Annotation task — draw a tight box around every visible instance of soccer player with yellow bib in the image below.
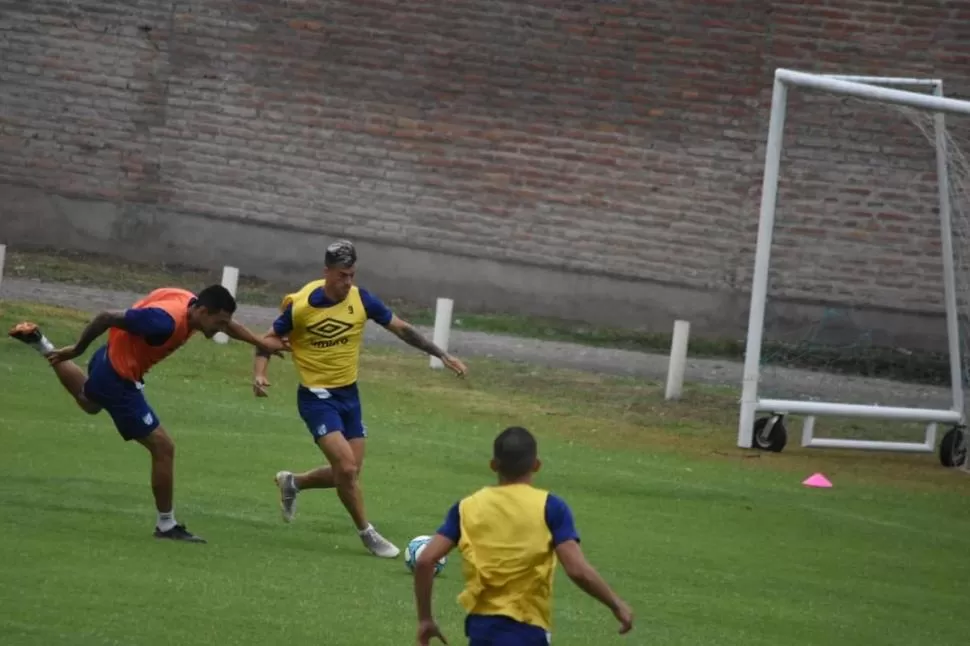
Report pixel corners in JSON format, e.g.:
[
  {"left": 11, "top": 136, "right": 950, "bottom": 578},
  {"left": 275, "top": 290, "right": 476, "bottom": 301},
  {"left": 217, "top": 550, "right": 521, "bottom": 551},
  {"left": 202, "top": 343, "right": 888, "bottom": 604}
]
[
  {"left": 253, "top": 240, "right": 468, "bottom": 558},
  {"left": 413, "top": 426, "right": 634, "bottom": 645}
]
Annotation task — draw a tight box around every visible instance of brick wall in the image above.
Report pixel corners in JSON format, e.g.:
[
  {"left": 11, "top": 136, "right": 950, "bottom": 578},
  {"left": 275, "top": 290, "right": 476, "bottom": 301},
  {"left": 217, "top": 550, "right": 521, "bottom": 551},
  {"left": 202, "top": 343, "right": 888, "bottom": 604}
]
[{"left": 2, "top": 0, "right": 969, "bottom": 319}]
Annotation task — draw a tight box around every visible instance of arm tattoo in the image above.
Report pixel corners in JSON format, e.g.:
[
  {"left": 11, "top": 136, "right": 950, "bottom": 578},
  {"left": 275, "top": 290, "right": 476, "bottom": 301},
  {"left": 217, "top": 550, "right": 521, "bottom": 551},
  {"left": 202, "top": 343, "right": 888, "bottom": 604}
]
[{"left": 395, "top": 323, "right": 445, "bottom": 358}]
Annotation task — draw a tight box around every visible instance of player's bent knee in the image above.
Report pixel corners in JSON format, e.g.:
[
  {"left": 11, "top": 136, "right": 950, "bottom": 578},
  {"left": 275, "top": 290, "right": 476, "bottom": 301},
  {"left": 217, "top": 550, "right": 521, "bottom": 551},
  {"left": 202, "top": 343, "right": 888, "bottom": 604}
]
[
  {"left": 157, "top": 435, "right": 175, "bottom": 460},
  {"left": 75, "top": 394, "right": 101, "bottom": 415},
  {"left": 334, "top": 460, "right": 359, "bottom": 484},
  {"left": 317, "top": 430, "right": 357, "bottom": 476},
  {"left": 138, "top": 427, "right": 175, "bottom": 460},
  {"left": 79, "top": 401, "right": 101, "bottom": 415}
]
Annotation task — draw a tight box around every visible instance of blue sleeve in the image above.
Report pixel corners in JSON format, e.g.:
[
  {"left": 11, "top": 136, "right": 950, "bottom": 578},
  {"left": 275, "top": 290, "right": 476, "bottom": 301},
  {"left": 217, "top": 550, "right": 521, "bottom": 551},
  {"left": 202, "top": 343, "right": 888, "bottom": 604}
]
[
  {"left": 359, "top": 288, "right": 393, "bottom": 326},
  {"left": 123, "top": 307, "right": 176, "bottom": 347},
  {"left": 273, "top": 303, "right": 294, "bottom": 336},
  {"left": 545, "top": 494, "right": 580, "bottom": 546},
  {"left": 436, "top": 502, "right": 461, "bottom": 542}
]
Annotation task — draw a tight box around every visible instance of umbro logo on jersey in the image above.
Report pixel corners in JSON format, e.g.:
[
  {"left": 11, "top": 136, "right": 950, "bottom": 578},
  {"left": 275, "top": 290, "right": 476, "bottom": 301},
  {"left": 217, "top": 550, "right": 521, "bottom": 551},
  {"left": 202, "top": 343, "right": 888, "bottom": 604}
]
[{"left": 307, "top": 318, "right": 354, "bottom": 340}]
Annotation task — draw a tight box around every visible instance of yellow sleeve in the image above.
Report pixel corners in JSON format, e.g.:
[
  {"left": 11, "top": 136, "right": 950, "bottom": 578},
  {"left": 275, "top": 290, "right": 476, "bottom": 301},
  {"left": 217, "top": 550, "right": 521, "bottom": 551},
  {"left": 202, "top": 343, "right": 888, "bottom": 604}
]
[{"left": 280, "top": 294, "right": 295, "bottom": 314}]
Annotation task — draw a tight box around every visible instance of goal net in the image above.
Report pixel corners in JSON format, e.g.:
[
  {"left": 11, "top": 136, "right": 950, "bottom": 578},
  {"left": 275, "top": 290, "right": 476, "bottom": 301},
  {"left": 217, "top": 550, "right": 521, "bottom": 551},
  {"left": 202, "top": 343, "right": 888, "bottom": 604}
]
[{"left": 738, "top": 69, "right": 970, "bottom": 472}]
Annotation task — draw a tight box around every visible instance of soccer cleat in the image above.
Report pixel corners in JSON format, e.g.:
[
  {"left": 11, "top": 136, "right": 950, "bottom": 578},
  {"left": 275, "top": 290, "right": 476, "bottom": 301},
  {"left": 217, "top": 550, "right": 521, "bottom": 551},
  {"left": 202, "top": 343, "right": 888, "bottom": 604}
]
[
  {"left": 275, "top": 470, "right": 298, "bottom": 523},
  {"left": 361, "top": 526, "right": 400, "bottom": 559},
  {"left": 153, "top": 523, "right": 207, "bottom": 543},
  {"left": 8, "top": 321, "right": 53, "bottom": 356},
  {"left": 8, "top": 321, "right": 42, "bottom": 345}
]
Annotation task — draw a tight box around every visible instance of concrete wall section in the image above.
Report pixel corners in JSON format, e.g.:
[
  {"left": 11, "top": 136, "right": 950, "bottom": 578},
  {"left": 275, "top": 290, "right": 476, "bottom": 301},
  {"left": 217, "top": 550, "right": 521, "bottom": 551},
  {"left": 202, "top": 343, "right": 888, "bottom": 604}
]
[{"left": 0, "top": 184, "right": 949, "bottom": 352}]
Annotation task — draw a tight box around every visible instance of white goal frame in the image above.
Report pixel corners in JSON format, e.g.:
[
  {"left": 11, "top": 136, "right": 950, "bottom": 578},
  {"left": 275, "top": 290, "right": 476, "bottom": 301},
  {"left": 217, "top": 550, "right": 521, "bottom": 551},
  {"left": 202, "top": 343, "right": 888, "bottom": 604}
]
[{"left": 738, "top": 68, "right": 970, "bottom": 453}]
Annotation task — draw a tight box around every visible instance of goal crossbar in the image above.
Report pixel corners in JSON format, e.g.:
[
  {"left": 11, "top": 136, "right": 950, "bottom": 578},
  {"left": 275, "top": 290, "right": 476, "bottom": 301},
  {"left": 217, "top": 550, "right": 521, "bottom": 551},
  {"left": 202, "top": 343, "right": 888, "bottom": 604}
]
[
  {"left": 738, "top": 68, "right": 969, "bottom": 454},
  {"left": 820, "top": 74, "right": 942, "bottom": 88},
  {"left": 777, "top": 69, "right": 970, "bottom": 115}
]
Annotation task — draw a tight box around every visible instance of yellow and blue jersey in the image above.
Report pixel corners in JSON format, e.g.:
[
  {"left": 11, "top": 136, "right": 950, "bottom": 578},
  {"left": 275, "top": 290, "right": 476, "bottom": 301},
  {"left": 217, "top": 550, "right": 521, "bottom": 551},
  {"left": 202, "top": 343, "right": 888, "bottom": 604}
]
[
  {"left": 436, "top": 484, "right": 580, "bottom": 644},
  {"left": 273, "top": 281, "right": 393, "bottom": 389},
  {"left": 273, "top": 280, "right": 393, "bottom": 441}
]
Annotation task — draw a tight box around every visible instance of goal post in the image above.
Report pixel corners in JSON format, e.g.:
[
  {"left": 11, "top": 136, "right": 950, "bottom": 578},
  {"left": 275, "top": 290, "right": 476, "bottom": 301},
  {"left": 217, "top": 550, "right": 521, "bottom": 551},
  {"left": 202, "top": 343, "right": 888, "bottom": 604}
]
[{"left": 737, "top": 68, "right": 970, "bottom": 459}]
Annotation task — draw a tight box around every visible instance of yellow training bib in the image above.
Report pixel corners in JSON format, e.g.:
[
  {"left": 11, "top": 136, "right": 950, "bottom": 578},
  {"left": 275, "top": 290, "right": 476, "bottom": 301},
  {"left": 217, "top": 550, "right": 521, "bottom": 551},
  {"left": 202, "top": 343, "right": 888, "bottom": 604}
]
[
  {"left": 283, "top": 280, "right": 367, "bottom": 389},
  {"left": 457, "top": 484, "right": 557, "bottom": 632}
]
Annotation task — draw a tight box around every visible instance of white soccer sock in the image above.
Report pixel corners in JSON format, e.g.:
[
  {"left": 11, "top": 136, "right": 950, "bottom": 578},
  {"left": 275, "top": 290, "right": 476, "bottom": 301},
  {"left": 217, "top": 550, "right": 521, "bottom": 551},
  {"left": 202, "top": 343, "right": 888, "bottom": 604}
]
[
  {"left": 157, "top": 510, "right": 177, "bottom": 532},
  {"left": 33, "top": 335, "right": 55, "bottom": 356}
]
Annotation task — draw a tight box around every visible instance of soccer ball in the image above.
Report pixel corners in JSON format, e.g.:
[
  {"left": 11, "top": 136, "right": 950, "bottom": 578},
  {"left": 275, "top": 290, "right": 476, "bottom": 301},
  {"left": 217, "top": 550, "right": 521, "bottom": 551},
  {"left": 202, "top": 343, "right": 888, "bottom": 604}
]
[{"left": 405, "top": 535, "right": 447, "bottom": 576}]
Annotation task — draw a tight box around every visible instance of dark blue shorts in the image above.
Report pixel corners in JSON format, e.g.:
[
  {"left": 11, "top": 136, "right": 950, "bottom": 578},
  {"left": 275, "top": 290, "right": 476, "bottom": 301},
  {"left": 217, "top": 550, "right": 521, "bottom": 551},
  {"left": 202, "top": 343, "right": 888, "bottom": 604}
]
[
  {"left": 83, "top": 345, "right": 160, "bottom": 441},
  {"left": 466, "top": 615, "right": 550, "bottom": 646},
  {"left": 297, "top": 384, "right": 366, "bottom": 442}
]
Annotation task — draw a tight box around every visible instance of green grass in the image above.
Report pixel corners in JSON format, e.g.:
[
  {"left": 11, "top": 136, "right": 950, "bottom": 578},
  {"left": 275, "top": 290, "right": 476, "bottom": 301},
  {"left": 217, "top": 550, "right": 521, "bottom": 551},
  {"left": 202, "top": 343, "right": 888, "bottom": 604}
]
[{"left": 0, "top": 300, "right": 969, "bottom": 646}]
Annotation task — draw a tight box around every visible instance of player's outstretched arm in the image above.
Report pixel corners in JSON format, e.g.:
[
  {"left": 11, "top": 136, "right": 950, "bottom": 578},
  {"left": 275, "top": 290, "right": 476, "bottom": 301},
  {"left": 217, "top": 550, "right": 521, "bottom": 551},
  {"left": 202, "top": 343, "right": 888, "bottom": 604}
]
[
  {"left": 383, "top": 315, "right": 467, "bottom": 377},
  {"left": 226, "top": 320, "right": 288, "bottom": 355},
  {"left": 252, "top": 328, "right": 283, "bottom": 398},
  {"left": 47, "top": 310, "right": 128, "bottom": 365},
  {"left": 555, "top": 540, "right": 634, "bottom": 634},
  {"left": 414, "top": 533, "right": 455, "bottom": 645},
  {"left": 252, "top": 299, "right": 295, "bottom": 397}
]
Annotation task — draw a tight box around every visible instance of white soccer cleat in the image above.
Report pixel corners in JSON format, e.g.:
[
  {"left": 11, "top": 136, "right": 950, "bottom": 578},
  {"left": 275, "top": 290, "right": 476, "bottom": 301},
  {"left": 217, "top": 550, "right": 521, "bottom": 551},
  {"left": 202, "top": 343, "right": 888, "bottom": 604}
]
[
  {"left": 360, "top": 526, "right": 400, "bottom": 558},
  {"left": 274, "top": 471, "right": 298, "bottom": 523}
]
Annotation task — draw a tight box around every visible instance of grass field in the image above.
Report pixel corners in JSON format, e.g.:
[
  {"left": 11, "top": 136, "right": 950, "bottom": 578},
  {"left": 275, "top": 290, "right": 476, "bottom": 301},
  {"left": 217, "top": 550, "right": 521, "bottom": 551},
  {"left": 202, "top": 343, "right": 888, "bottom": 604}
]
[{"left": 1, "top": 300, "right": 969, "bottom": 646}]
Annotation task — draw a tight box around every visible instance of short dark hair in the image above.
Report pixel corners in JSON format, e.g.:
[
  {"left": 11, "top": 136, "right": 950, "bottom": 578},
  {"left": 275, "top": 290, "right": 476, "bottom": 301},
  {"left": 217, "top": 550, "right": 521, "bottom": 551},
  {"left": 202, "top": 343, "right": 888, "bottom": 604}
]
[
  {"left": 194, "top": 284, "right": 237, "bottom": 314},
  {"left": 325, "top": 239, "right": 357, "bottom": 269},
  {"left": 493, "top": 426, "right": 537, "bottom": 478}
]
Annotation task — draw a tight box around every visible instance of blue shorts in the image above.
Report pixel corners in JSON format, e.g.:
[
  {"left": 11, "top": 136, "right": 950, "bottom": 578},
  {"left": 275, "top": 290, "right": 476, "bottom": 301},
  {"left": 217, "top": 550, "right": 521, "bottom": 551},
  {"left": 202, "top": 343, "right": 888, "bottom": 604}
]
[
  {"left": 83, "top": 345, "right": 160, "bottom": 441},
  {"left": 297, "top": 384, "right": 366, "bottom": 442},
  {"left": 466, "top": 616, "right": 550, "bottom": 646}
]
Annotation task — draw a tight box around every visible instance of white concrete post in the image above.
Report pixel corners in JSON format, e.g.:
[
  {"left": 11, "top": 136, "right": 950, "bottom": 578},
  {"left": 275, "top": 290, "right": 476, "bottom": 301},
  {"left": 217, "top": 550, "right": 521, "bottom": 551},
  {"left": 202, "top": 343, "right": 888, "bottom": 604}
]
[
  {"left": 429, "top": 297, "right": 454, "bottom": 369},
  {"left": 213, "top": 265, "right": 239, "bottom": 345},
  {"left": 664, "top": 320, "right": 691, "bottom": 400},
  {"left": 0, "top": 244, "right": 6, "bottom": 295}
]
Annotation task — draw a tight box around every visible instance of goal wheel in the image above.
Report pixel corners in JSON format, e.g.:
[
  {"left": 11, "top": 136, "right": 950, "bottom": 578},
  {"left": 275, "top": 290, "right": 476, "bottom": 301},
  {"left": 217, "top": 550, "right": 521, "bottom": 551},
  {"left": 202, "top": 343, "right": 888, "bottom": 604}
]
[
  {"left": 753, "top": 415, "right": 788, "bottom": 453},
  {"left": 939, "top": 426, "right": 967, "bottom": 468}
]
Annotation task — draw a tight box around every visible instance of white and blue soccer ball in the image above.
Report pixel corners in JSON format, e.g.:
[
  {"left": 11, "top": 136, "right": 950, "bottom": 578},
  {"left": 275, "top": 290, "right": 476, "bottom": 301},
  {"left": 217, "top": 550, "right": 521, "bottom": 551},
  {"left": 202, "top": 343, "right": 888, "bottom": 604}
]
[{"left": 405, "top": 535, "right": 447, "bottom": 576}]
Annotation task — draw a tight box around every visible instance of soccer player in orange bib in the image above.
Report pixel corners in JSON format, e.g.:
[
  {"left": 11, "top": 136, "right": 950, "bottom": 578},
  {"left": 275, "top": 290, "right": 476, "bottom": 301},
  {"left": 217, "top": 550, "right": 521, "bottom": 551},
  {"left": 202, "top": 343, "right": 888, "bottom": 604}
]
[
  {"left": 9, "top": 285, "right": 285, "bottom": 543},
  {"left": 413, "top": 426, "right": 634, "bottom": 646}
]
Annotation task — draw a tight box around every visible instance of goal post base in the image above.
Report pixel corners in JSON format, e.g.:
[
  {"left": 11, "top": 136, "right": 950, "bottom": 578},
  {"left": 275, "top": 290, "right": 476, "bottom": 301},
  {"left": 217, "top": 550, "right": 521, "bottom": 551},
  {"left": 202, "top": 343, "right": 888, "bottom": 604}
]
[
  {"left": 754, "top": 400, "right": 949, "bottom": 454},
  {"left": 756, "top": 399, "right": 961, "bottom": 424},
  {"left": 802, "top": 437, "right": 936, "bottom": 454}
]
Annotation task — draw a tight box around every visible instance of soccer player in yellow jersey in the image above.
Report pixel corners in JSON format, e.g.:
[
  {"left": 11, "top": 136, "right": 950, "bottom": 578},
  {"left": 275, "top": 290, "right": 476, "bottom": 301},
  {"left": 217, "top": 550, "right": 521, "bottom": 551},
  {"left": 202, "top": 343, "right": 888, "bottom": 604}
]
[
  {"left": 253, "top": 240, "right": 468, "bottom": 558},
  {"left": 414, "top": 426, "right": 634, "bottom": 645}
]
